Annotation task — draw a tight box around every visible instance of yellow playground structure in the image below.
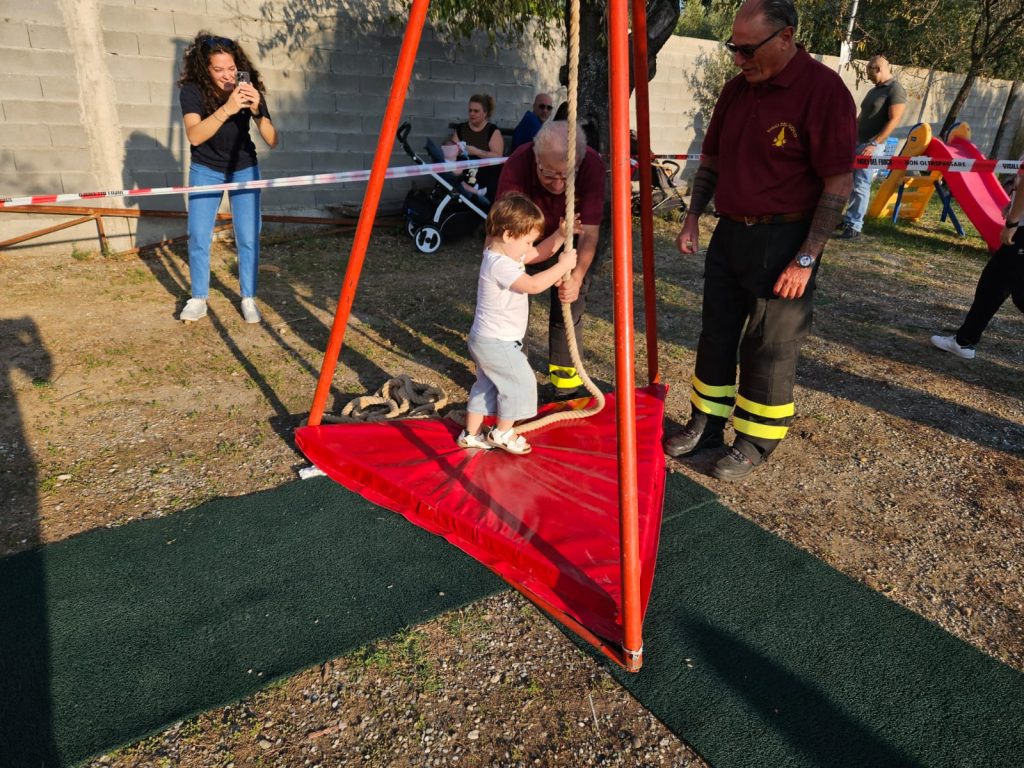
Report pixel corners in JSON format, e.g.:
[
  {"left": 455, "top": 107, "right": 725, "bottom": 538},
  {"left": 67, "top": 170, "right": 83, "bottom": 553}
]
[
  {"left": 866, "top": 122, "right": 970, "bottom": 221},
  {"left": 866, "top": 122, "right": 1009, "bottom": 250}
]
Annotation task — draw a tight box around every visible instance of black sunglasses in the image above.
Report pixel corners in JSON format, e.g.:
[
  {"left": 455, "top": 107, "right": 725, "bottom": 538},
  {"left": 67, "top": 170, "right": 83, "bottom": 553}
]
[
  {"left": 724, "top": 26, "right": 786, "bottom": 59},
  {"left": 537, "top": 104, "right": 553, "bottom": 111},
  {"left": 202, "top": 36, "right": 234, "bottom": 48}
]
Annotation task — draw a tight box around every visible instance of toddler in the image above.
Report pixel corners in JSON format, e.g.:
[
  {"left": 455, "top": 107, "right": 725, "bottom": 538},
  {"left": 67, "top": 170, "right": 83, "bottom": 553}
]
[{"left": 458, "top": 193, "right": 577, "bottom": 455}]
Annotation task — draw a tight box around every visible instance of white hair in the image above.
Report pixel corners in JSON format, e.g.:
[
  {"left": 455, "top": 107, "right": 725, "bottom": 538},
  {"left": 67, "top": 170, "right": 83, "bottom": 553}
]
[{"left": 532, "top": 120, "right": 587, "bottom": 163}]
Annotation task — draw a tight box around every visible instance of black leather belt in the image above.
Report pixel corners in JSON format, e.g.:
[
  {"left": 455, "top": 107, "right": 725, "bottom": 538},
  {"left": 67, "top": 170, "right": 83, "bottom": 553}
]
[{"left": 720, "top": 211, "right": 813, "bottom": 226}]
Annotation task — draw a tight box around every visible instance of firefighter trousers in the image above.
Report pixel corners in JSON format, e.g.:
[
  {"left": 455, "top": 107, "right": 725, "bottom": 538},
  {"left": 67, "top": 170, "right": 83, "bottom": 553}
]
[{"left": 690, "top": 217, "right": 817, "bottom": 457}]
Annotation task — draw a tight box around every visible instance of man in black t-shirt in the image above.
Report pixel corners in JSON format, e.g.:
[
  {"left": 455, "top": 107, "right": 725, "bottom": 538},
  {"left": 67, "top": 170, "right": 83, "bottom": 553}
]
[{"left": 836, "top": 54, "right": 906, "bottom": 240}]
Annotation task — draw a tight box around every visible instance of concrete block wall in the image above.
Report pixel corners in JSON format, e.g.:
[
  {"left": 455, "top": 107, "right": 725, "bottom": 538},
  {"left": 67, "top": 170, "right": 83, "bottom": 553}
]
[
  {"left": 0, "top": 11, "right": 1020, "bottom": 253},
  {"left": 0, "top": 0, "right": 562, "bottom": 252}
]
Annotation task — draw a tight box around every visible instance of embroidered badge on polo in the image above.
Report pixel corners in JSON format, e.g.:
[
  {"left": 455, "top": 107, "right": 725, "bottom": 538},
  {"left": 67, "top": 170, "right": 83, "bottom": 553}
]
[{"left": 768, "top": 121, "right": 798, "bottom": 148}]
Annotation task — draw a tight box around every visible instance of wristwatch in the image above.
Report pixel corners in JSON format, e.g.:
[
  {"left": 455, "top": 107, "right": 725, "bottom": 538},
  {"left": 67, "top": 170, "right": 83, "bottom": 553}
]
[{"left": 795, "top": 252, "right": 817, "bottom": 268}]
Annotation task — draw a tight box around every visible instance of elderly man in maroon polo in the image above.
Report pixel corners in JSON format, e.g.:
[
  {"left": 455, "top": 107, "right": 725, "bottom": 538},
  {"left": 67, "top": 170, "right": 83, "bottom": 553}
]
[
  {"left": 665, "top": 0, "right": 856, "bottom": 481},
  {"left": 496, "top": 119, "right": 605, "bottom": 400}
]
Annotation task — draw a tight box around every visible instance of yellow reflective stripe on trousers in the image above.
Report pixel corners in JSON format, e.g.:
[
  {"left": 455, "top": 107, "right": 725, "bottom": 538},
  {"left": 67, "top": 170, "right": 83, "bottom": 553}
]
[
  {"left": 733, "top": 417, "right": 789, "bottom": 440},
  {"left": 690, "top": 391, "right": 733, "bottom": 418},
  {"left": 735, "top": 394, "right": 794, "bottom": 419},
  {"left": 692, "top": 375, "right": 736, "bottom": 399},
  {"left": 549, "top": 364, "right": 583, "bottom": 389}
]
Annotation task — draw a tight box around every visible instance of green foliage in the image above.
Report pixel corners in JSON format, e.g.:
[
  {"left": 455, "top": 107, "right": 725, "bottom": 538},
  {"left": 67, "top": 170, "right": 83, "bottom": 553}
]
[
  {"left": 675, "top": 0, "right": 740, "bottom": 40},
  {"left": 409, "top": 0, "right": 564, "bottom": 49},
  {"left": 799, "top": 0, "right": 1024, "bottom": 81},
  {"left": 685, "top": 45, "right": 735, "bottom": 121}
]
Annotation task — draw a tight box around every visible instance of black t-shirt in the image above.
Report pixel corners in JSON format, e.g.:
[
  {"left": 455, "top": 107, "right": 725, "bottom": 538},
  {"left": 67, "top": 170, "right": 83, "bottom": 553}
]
[{"left": 179, "top": 82, "right": 271, "bottom": 173}]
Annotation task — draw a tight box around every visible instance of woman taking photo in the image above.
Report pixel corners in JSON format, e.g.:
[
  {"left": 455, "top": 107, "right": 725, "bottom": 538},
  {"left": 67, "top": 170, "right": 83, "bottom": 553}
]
[{"left": 177, "top": 33, "right": 278, "bottom": 324}]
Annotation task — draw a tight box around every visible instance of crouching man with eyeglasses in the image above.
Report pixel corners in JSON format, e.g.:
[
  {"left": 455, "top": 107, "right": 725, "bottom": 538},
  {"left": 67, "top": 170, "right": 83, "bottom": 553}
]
[
  {"left": 665, "top": 0, "right": 856, "bottom": 481},
  {"left": 496, "top": 120, "right": 606, "bottom": 401}
]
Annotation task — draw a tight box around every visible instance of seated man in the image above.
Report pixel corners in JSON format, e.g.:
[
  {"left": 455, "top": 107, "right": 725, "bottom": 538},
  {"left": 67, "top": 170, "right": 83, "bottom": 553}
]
[{"left": 510, "top": 92, "right": 554, "bottom": 152}]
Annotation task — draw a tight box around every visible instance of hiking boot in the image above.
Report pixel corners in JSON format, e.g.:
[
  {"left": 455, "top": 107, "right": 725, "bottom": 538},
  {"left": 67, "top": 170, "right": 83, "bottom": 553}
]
[
  {"left": 664, "top": 419, "right": 724, "bottom": 458},
  {"left": 240, "top": 297, "right": 261, "bottom": 324},
  {"left": 179, "top": 298, "right": 207, "bottom": 322},
  {"left": 930, "top": 334, "right": 975, "bottom": 360},
  {"left": 487, "top": 427, "right": 532, "bottom": 455},
  {"left": 712, "top": 445, "right": 761, "bottom": 482},
  {"left": 835, "top": 224, "right": 861, "bottom": 240},
  {"left": 457, "top": 429, "right": 493, "bottom": 450}
]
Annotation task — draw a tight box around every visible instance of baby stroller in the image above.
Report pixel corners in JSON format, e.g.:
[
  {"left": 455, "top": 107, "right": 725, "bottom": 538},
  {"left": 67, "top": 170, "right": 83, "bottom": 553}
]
[
  {"left": 398, "top": 122, "right": 491, "bottom": 254},
  {"left": 631, "top": 156, "right": 688, "bottom": 219}
]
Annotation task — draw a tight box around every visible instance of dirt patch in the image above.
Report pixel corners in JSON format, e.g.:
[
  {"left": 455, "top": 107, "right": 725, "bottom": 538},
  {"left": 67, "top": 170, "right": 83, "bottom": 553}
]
[{"left": 2, "top": 205, "right": 1021, "bottom": 766}]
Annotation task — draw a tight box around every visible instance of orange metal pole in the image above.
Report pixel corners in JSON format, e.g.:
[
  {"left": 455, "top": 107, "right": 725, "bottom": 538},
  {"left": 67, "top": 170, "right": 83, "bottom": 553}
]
[
  {"left": 631, "top": 0, "right": 660, "bottom": 386},
  {"left": 307, "top": 0, "right": 430, "bottom": 426},
  {"left": 609, "top": 0, "right": 643, "bottom": 671}
]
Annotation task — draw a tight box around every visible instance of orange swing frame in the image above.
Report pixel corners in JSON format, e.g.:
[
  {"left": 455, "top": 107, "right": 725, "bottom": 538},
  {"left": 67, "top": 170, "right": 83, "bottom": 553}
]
[{"left": 305, "top": 0, "right": 661, "bottom": 672}]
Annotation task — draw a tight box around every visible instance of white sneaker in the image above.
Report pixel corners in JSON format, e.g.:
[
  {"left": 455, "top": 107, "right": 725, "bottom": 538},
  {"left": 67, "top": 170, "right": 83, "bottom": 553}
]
[
  {"left": 457, "top": 429, "right": 493, "bottom": 450},
  {"left": 179, "top": 298, "right": 207, "bottom": 322},
  {"left": 930, "top": 334, "right": 975, "bottom": 360},
  {"left": 240, "top": 297, "right": 261, "bottom": 324}
]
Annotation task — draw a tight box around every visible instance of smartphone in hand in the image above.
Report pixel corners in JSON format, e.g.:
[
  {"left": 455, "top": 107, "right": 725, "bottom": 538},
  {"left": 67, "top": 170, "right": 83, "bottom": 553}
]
[{"left": 235, "top": 71, "right": 252, "bottom": 111}]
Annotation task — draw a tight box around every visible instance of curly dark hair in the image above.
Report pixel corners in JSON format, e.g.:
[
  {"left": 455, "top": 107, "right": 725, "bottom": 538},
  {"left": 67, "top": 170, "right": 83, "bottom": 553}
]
[{"left": 177, "top": 31, "right": 266, "bottom": 114}]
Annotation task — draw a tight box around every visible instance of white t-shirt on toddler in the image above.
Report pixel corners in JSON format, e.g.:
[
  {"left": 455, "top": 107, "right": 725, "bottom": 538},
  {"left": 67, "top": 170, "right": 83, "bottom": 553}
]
[{"left": 469, "top": 248, "right": 528, "bottom": 341}]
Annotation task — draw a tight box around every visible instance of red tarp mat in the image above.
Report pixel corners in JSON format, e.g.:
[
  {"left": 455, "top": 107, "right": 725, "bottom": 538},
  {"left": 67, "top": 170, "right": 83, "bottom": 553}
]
[{"left": 295, "top": 384, "right": 668, "bottom": 647}]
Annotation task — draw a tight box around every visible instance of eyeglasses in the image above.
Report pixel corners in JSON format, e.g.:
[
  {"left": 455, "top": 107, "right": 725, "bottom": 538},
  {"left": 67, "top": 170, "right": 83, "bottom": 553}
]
[
  {"left": 723, "top": 26, "right": 786, "bottom": 59},
  {"left": 202, "top": 36, "right": 234, "bottom": 48},
  {"left": 536, "top": 164, "right": 570, "bottom": 180},
  {"left": 536, "top": 104, "right": 553, "bottom": 111}
]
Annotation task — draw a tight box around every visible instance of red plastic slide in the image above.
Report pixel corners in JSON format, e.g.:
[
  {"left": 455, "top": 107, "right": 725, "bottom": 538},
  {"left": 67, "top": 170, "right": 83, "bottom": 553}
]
[{"left": 927, "top": 136, "right": 1010, "bottom": 251}]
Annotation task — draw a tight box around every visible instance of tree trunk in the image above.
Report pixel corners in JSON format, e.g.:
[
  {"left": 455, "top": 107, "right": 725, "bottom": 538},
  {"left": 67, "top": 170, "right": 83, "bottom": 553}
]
[
  {"left": 575, "top": 0, "right": 609, "bottom": 152},
  {"left": 940, "top": 64, "right": 980, "bottom": 139},
  {"left": 561, "top": 0, "right": 680, "bottom": 154},
  {"left": 990, "top": 80, "right": 1023, "bottom": 158}
]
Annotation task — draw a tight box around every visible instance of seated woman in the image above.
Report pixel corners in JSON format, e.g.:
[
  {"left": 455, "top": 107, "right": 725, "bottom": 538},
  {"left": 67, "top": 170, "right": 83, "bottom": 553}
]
[{"left": 449, "top": 93, "right": 504, "bottom": 204}]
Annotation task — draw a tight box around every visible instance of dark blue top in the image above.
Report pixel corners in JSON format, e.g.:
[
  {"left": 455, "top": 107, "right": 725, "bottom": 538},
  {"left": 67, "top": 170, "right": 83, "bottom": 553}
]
[{"left": 510, "top": 111, "right": 543, "bottom": 152}]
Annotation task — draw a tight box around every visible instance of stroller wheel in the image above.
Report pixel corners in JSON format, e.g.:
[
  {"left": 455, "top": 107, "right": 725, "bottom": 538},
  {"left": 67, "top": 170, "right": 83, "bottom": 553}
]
[
  {"left": 406, "top": 219, "right": 419, "bottom": 238},
  {"left": 414, "top": 225, "right": 443, "bottom": 253}
]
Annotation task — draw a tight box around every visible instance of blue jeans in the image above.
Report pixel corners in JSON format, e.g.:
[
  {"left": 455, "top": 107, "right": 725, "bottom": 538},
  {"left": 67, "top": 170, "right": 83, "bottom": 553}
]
[
  {"left": 843, "top": 142, "right": 874, "bottom": 233},
  {"left": 187, "top": 162, "right": 262, "bottom": 299}
]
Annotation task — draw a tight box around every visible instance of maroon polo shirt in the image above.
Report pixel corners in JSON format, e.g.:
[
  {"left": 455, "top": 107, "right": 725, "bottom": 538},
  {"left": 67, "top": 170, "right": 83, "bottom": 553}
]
[
  {"left": 496, "top": 143, "right": 606, "bottom": 238},
  {"left": 702, "top": 45, "right": 856, "bottom": 217}
]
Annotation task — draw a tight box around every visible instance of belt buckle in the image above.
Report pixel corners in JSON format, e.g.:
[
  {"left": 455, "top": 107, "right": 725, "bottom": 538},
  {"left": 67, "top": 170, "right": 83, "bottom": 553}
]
[{"left": 743, "top": 216, "right": 757, "bottom": 226}]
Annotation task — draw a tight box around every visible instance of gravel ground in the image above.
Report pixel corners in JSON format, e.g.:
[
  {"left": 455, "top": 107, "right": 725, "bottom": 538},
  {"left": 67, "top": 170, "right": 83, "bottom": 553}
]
[{"left": 2, "top": 204, "right": 1021, "bottom": 767}]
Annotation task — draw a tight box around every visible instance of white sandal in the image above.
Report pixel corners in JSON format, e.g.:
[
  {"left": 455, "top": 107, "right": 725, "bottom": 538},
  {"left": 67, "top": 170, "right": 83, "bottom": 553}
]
[
  {"left": 457, "top": 429, "right": 493, "bottom": 450},
  {"left": 487, "top": 427, "right": 532, "bottom": 455}
]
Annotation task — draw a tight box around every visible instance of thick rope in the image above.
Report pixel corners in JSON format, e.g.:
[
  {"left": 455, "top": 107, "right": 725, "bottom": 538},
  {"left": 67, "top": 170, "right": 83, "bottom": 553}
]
[
  {"left": 322, "top": 374, "right": 448, "bottom": 423},
  {"left": 516, "top": 0, "right": 605, "bottom": 435}
]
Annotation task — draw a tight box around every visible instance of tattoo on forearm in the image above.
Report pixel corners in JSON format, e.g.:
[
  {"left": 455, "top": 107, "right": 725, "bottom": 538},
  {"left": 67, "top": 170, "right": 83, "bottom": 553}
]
[
  {"left": 804, "top": 192, "right": 848, "bottom": 254},
  {"left": 687, "top": 165, "right": 718, "bottom": 216}
]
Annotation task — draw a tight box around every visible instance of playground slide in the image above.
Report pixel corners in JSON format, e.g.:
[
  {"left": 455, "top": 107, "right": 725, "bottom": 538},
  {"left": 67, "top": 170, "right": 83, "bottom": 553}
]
[
  {"left": 867, "top": 123, "right": 933, "bottom": 220},
  {"left": 928, "top": 136, "right": 1010, "bottom": 251}
]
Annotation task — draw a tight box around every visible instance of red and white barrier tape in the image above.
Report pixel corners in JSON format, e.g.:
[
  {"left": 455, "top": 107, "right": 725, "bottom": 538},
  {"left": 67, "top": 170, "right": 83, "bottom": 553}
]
[
  {"left": 6, "top": 152, "right": 1019, "bottom": 209},
  {"left": 643, "top": 153, "right": 1023, "bottom": 174},
  {"left": 854, "top": 156, "right": 1023, "bottom": 173},
  {"left": 0, "top": 157, "right": 506, "bottom": 209}
]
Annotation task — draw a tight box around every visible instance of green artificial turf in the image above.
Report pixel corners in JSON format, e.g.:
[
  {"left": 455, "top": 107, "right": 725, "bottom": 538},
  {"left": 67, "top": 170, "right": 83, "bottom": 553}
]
[
  {"left": 1, "top": 474, "right": 1021, "bottom": 767},
  {"left": 609, "top": 478, "right": 1024, "bottom": 767},
  {"left": 0, "top": 477, "right": 502, "bottom": 766}
]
